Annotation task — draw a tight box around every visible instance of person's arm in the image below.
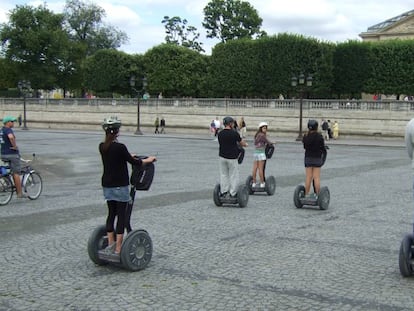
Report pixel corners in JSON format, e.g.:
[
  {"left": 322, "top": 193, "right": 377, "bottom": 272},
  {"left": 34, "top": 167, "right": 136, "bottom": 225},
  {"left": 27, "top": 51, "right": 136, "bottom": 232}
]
[{"left": 7, "top": 133, "right": 18, "bottom": 150}]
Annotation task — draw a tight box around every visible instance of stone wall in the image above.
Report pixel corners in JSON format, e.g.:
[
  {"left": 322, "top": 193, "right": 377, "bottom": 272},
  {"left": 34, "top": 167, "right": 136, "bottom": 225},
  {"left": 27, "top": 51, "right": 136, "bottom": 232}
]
[{"left": 0, "top": 100, "right": 412, "bottom": 137}]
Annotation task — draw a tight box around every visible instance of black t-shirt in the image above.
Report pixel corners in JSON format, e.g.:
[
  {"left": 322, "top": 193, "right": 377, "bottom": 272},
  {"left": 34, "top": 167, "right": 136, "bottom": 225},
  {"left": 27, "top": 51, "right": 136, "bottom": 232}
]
[
  {"left": 99, "top": 141, "right": 142, "bottom": 187},
  {"left": 218, "top": 128, "right": 242, "bottom": 159},
  {"left": 302, "top": 132, "right": 325, "bottom": 158}
]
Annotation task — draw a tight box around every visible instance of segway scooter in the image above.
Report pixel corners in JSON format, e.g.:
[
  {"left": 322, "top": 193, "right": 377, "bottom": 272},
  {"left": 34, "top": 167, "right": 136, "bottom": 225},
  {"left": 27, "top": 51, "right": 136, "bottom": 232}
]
[
  {"left": 88, "top": 157, "right": 154, "bottom": 271},
  {"left": 246, "top": 143, "right": 276, "bottom": 195},
  {"left": 213, "top": 146, "right": 249, "bottom": 208},
  {"left": 293, "top": 146, "right": 330, "bottom": 210},
  {"left": 399, "top": 233, "right": 414, "bottom": 277}
]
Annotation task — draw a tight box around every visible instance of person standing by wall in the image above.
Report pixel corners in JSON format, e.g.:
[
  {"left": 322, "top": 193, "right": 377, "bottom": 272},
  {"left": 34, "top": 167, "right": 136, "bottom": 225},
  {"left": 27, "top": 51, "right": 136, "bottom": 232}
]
[
  {"left": 333, "top": 121, "right": 339, "bottom": 139},
  {"left": 0, "top": 116, "right": 26, "bottom": 198},
  {"left": 239, "top": 117, "right": 247, "bottom": 138},
  {"left": 154, "top": 117, "right": 160, "bottom": 134},
  {"left": 160, "top": 117, "right": 166, "bottom": 134}
]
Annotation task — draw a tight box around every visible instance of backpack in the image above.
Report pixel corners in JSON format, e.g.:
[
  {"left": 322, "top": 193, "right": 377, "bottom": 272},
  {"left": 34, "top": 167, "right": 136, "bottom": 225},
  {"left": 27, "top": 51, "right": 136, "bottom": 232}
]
[{"left": 130, "top": 156, "right": 155, "bottom": 190}]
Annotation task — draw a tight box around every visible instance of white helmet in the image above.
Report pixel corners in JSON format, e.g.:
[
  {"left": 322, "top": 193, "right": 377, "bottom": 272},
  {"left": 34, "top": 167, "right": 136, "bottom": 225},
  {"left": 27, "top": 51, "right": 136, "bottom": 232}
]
[
  {"left": 102, "top": 116, "right": 121, "bottom": 134},
  {"left": 258, "top": 122, "right": 268, "bottom": 129}
]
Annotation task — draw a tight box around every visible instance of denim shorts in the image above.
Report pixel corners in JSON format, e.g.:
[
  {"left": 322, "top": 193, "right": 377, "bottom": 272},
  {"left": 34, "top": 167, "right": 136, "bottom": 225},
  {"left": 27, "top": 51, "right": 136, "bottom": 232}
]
[{"left": 103, "top": 186, "right": 130, "bottom": 202}]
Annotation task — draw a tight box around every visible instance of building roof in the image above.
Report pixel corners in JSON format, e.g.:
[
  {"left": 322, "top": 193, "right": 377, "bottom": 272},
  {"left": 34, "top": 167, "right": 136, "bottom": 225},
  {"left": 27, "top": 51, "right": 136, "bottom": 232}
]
[{"left": 366, "top": 9, "right": 414, "bottom": 33}]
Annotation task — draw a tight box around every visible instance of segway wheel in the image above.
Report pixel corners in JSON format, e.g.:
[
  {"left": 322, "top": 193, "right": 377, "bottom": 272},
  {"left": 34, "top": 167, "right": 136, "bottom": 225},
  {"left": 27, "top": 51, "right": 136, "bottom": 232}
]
[
  {"left": 88, "top": 225, "right": 109, "bottom": 266},
  {"left": 245, "top": 175, "right": 254, "bottom": 194},
  {"left": 237, "top": 184, "right": 249, "bottom": 208},
  {"left": 265, "top": 176, "right": 276, "bottom": 196},
  {"left": 399, "top": 234, "right": 414, "bottom": 277},
  {"left": 293, "top": 185, "right": 305, "bottom": 208},
  {"left": 213, "top": 184, "right": 223, "bottom": 206},
  {"left": 318, "top": 186, "right": 330, "bottom": 210},
  {"left": 121, "top": 230, "right": 153, "bottom": 271}
]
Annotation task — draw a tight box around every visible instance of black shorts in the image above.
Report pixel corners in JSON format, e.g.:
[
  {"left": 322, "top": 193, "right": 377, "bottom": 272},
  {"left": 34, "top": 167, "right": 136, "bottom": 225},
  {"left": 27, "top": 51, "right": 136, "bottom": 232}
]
[{"left": 304, "top": 157, "right": 322, "bottom": 168}]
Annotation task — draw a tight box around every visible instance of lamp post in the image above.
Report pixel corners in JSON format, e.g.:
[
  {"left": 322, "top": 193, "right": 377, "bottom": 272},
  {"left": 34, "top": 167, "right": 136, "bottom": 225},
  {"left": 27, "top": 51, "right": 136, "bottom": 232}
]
[
  {"left": 17, "top": 80, "right": 31, "bottom": 130},
  {"left": 291, "top": 73, "right": 312, "bottom": 141},
  {"left": 130, "top": 75, "right": 147, "bottom": 135}
]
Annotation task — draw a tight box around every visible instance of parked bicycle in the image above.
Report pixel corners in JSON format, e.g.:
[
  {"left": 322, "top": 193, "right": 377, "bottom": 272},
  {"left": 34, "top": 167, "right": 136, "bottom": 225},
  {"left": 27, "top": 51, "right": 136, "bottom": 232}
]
[{"left": 0, "top": 154, "right": 43, "bottom": 205}]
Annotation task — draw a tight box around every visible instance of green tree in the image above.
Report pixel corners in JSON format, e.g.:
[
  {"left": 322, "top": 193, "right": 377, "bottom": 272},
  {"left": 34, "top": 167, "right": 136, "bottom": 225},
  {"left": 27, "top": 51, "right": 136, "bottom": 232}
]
[
  {"left": 63, "top": 0, "right": 128, "bottom": 56},
  {"left": 202, "top": 0, "right": 266, "bottom": 42},
  {"left": 144, "top": 44, "right": 209, "bottom": 97},
  {"left": 332, "top": 41, "right": 371, "bottom": 99},
  {"left": 0, "top": 4, "right": 69, "bottom": 90},
  {"left": 83, "top": 49, "right": 135, "bottom": 97},
  {"left": 162, "top": 16, "right": 204, "bottom": 53}
]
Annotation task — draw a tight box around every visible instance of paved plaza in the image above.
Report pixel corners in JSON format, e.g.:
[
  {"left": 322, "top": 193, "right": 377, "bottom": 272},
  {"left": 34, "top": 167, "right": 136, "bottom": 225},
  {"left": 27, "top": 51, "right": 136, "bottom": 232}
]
[{"left": 1, "top": 128, "right": 414, "bottom": 310}]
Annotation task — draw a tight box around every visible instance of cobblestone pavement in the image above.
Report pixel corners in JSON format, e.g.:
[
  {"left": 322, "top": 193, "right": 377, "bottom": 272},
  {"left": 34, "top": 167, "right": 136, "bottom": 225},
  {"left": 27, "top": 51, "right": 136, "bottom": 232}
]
[{"left": 1, "top": 129, "right": 414, "bottom": 311}]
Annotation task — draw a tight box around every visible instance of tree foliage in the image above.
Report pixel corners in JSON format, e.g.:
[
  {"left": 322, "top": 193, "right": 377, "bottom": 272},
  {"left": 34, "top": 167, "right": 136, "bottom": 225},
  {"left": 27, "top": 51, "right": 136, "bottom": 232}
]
[
  {"left": 203, "top": 0, "right": 266, "bottom": 42},
  {"left": 63, "top": 0, "right": 128, "bottom": 56},
  {"left": 162, "top": 16, "right": 204, "bottom": 53},
  {"left": 144, "top": 44, "right": 209, "bottom": 97}
]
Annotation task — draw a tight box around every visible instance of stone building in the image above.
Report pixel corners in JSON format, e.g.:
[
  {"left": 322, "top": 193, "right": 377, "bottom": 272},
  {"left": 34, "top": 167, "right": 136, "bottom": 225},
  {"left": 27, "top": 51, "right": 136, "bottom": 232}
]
[{"left": 359, "top": 9, "right": 414, "bottom": 41}]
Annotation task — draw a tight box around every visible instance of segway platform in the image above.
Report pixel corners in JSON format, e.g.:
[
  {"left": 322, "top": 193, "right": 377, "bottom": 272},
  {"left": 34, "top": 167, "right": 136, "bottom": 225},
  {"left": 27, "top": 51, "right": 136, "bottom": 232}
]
[
  {"left": 213, "top": 183, "right": 249, "bottom": 208},
  {"left": 293, "top": 185, "right": 330, "bottom": 210}
]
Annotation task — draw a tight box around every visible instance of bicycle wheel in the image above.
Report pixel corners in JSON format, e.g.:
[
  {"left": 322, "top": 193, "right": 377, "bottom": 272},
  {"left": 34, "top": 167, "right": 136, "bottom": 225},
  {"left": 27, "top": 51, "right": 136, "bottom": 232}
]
[
  {"left": 24, "top": 172, "right": 42, "bottom": 200},
  {"left": 0, "top": 176, "right": 13, "bottom": 205}
]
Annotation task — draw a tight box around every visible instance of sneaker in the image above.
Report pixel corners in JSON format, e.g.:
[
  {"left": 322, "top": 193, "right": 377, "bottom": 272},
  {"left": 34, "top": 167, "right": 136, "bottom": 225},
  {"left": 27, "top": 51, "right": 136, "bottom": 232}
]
[
  {"left": 220, "top": 192, "right": 228, "bottom": 198},
  {"left": 17, "top": 192, "right": 29, "bottom": 199},
  {"left": 229, "top": 193, "right": 237, "bottom": 199},
  {"left": 251, "top": 183, "right": 256, "bottom": 188},
  {"left": 104, "top": 243, "right": 116, "bottom": 254},
  {"left": 260, "top": 183, "right": 265, "bottom": 188}
]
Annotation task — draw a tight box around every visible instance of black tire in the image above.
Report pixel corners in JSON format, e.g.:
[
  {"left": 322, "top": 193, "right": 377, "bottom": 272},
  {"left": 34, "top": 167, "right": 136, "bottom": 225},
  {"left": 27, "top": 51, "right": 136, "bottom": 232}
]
[
  {"left": 293, "top": 185, "right": 305, "bottom": 208},
  {"left": 318, "top": 186, "right": 330, "bottom": 210},
  {"left": 265, "top": 176, "right": 276, "bottom": 196},
  {"left": 121, "top": 230, "right": 152, "bottom": 271},
  {"left": 87, "top": 225, "right": 109, "bottom": 266},
  {"left": 213, "top": 183, "right": 222, "bottom": 206},
  {"left": 0, "top": 176, "right": 13, "bottom": 206},
  {"left": 399, "top": 234, "right": 414, "bottom": 277},
  {"left": 246, "top": 175, "right": 254, "bottom": 194},
  {"left": 237, "top": 184, "right": 249, "bottom": 208},
  {"left": 24, "top": 172, "right": 42, "bottom": 200}
]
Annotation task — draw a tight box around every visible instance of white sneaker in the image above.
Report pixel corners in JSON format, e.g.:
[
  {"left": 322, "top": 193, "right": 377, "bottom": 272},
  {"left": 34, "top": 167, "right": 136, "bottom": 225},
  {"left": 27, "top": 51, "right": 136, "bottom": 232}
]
[
  {"left": 252, "top": 183, "right": 256, "bottom": 187},
  {"left": 260, "top": 183, "right": 265, "bottom": 188}
]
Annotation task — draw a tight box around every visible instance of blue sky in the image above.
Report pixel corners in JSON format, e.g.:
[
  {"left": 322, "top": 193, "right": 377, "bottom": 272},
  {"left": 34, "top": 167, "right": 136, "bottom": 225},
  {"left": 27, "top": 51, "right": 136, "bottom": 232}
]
[{"left": 1, "top": 1, "right": 413, "bottom": 54}]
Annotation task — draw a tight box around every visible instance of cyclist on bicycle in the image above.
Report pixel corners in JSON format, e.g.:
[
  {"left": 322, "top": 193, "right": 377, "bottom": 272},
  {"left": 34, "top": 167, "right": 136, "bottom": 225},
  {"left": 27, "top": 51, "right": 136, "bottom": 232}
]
[
  {"left": 0, "top": 116, "right": 26, "bottom": 198},
  {"left": 99, "top": 116, "right": 156, "bottom": 258}
]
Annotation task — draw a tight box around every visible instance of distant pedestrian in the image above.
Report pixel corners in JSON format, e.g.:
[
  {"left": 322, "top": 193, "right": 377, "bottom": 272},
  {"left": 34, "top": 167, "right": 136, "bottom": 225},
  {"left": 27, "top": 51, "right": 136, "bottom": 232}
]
[
  {"left": 239, "top": 117, "right": 247, "bottom": 138},
  {"left": 154, "top": 117, "right": 159, "bottom": 134},
  {"left": 18, "top": 114, "right": 22, "bottom": 127},
  {"left": 214, "top": 117, "right": 221, "bottom": 137},
  {"left": 333, "top": 121, "right": 339, "bottom": 139},
  {"left": 160, "top": 117, "right": 166, "bottom": 134},
  {"left": 321, "top": 119, "right": 329, "bottom": 141}
]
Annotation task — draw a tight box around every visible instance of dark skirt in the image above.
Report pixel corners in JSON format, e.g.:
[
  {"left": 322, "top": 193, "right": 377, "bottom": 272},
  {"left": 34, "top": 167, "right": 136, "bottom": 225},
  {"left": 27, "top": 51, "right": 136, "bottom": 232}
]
[{"left": 304, "top": 157, "right": 322, "bottom": 168}]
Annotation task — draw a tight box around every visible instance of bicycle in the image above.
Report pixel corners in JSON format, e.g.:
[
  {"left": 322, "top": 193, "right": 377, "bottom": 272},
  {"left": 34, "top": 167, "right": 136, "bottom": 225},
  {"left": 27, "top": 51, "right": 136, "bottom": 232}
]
[{"left": 0, "top": 154, "right": 43, "bottom": 205}]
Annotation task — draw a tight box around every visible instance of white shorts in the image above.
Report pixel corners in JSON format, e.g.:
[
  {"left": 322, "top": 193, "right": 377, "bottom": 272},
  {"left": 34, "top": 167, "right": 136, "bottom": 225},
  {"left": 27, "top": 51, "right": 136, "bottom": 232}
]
[{"left": 253, "top": 153, "right": 266, "bottom": 161}]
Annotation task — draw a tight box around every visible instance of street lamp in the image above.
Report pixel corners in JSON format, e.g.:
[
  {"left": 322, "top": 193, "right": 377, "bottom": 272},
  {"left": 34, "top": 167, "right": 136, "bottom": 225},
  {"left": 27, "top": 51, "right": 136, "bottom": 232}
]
[
  {"left": 291, "top": 73, "right": 313, "bottom": 141},
  {"left": 130, "top": 75, "right": 148, "bottom": 135},
  {"left": 17, "top": 80, "right": 31, "bottom": 130}
]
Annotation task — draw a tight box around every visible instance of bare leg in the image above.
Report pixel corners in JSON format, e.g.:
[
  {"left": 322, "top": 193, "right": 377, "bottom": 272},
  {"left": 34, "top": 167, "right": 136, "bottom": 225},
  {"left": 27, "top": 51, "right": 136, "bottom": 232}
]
[
  {"left": 252, "top": 161, "right": 258, "bottom": 183},
  {"left": 312, "top": 167, "right": 321, "bottom": 194},
  {"left": 115, "top": 234, "right": 123, "bottom": 254},
  {"left": 305, "top": 167, "right": 313, "bottom": 195},
  {"left": 107, "top": 231, "right": 115, "bottom": 246},
  {"left": 258, "top": 160, "right": 265, "bottom": 183},
  {"left": 13, "top": 173, "right": 23, "bottom": 196}
]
